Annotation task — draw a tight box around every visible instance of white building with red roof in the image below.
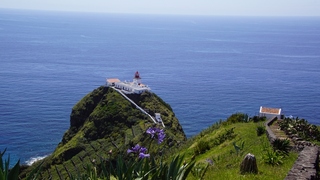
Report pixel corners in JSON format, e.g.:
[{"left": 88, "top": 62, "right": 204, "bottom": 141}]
[
  {"left": 259, "top": 106, "right": 283, "bottom": 120},
  {"left": 106, "top": 71, "right": 151, "bottom": 94}
]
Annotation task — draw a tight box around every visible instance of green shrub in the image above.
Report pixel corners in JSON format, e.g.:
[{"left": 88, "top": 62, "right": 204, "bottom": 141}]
[
  {"left": 256, "top": 124, "right": 266, "bottom": 136},
  {"left": 74, "top": 155, "right": 195, "bottom": 180},
  {"left": 226, "top": 113, "right": 249, "bottom": 124},
  {"left": 0, "top": 149, "right": 20, "bottom": 180},
  {"left": 263, "top": 150, "right": 284, "bottom": 166},
  {"left": 194, "top": 140, "right": 210, "bottom": 155},
  {"left": 272, "top": 138, "right": 291, "bottom": 156},
  {"left": 252, "top": 116, "right": 266, "bottom": 123},
  {"left": 278, "top": 118, "right": 320, "bottom": 141},
  {"left": 191, "top": 162, "right": 210, "bottom": 180},
  {"left": 1, "top": 149, "right": 42, "bottom": 180},
  {"left": 232, "top": 141, "right": 245, "bottom": 156}
]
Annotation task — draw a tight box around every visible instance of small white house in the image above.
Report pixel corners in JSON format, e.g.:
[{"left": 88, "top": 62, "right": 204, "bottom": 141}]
[
  {"left": 106, "top": 78, "right": 120, "bottom": 86},
  {"left": 259, "top": 106, "right": 282, "bottom": 120}
]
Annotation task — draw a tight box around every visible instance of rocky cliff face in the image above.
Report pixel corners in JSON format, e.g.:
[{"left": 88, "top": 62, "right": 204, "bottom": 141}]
[{"left": 21, "top": 86, "right": 186, "bottom": 179}]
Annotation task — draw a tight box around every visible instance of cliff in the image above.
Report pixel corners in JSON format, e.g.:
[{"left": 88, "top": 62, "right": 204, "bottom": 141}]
[{"left": 20, "top": 86, "right": 186, "bottom": 179}]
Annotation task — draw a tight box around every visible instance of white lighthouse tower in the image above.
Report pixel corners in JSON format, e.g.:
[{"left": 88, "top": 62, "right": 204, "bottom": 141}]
[{"left": 133, "top": 71, "right": 142, "bottom": 85}]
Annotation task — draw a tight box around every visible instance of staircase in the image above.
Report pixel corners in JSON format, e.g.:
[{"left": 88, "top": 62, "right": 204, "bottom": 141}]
[{"left": 111, "top": 87, "right": 165, "bottom": 127}]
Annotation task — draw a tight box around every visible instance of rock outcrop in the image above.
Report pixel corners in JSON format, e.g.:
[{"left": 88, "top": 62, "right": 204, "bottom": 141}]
[{"left": 20, "top": 86, "right": 186, "bottom": 179}]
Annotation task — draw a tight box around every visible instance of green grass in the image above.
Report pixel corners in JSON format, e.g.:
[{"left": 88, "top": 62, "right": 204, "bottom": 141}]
[
  {"left": 22, "top": 119, "right": 298, "bottom": 180},
  {"left": 19, "top": 85, "right": 299, "bottom": 179},
  {"left": 20, "top": 121, "right": 299, "bottom": 180},
  {"left": 20, "top": 87, "right": 188, "bottom": 179},
  {"left": 170, "top": 121, "right": 298, "bottom": 180}
]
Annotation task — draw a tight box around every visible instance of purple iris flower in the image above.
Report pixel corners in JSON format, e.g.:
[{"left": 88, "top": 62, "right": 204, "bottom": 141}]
[
  {"left": 127, "top": 144, "right": 141, "bottom": 154},
  {"left": 146, "top": 127, "right": 158, "bottom": 138},
  {"left": 127, "top": 149, "right": 133, "bottom": 154},
  {"left": 157, "top": 130, "right": 165, "bottom": 144},
  {"left": 127, "top": 144, "right": 150, "bottom": 158},
  {"left": 139, "top": 152, "right": 150, "bottom": 159},
  {"left": 146, "top": 127, "right": 166, "bottom": 144},
  {"left": 140, "top": 147, "right": 147, "bottom": 153}
]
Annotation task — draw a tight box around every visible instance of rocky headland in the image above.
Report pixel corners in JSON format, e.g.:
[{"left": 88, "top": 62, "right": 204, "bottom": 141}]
[{"left": 20, "top": 86, "right": 186, "bottom": 179}]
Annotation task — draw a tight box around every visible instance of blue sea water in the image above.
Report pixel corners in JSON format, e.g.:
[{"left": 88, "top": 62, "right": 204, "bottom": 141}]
[{"left": 0, "top": 9, "right": 320, "bottom": 165}]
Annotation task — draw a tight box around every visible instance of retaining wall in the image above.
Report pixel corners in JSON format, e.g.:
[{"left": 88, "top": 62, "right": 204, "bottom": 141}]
[
  {"left": 265, "top": 117, "right": 277, "bottom": 144},
  {"left": 284, "top": 146, "right": 319, "bottom": 180},
  {"left": 265, "top": 117, "right": 319, "bottom": 180}
]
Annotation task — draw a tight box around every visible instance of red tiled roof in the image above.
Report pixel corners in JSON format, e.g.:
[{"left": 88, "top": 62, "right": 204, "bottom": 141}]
[
  {"left": 106, "top": 78, "right": 120, "bottom": 83},
  {"left": 260, "top": 106, "right": 281, "bottom": 114}
]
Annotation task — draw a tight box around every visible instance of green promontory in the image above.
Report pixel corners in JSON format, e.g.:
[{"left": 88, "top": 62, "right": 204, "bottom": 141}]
[{"left": 20, "top": 86, "right": 186, "bottom": 179}]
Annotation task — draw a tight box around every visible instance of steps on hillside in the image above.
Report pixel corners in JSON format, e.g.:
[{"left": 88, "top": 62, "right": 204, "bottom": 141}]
[{"left": 111, "top": 87, "right": 165, "bottom": 127}]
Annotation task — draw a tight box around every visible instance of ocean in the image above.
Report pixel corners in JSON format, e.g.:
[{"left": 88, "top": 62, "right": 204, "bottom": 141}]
[{"left": 0, "top": 9, "right": 320, "bottom": 165}]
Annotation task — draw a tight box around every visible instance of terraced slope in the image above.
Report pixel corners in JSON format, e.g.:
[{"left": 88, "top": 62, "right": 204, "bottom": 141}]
[{"left": 20, "top": 86, "right": 186, "bottom": 179}]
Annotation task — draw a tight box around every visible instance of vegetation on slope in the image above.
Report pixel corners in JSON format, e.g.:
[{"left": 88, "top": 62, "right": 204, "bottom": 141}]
[
  {"left": 168, "top": 114, "right": 299, "bottom": 180},
  {"left": 278, "top": 117, "right": 320, "bottom": 144},
  {"left": 19, "top": 86, "right": 186, "bottom": 179},
  {"left": 16, "top": 85, "right": 319, "bottom": 179}
]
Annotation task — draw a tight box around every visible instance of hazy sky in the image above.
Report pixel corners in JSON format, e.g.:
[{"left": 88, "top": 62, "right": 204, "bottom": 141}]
[{"left": 1, "top": 0, "right": 320, "bottom": 16}]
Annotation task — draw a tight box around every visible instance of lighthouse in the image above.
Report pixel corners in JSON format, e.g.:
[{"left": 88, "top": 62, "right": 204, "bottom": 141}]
[
  {"left": 106, "top": 71, "right": 150, "bottom": 94},
  {"left": 133, "top": 71, "right": 142, "bottom": 85}
]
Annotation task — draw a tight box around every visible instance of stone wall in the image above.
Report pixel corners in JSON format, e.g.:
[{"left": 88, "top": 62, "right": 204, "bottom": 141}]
[
  {"left": 265, "top": 117, "right": 277, "bottom": 143},
  {"left": 284, "top": 146, "right": 319, "bottom": 180},
  {"left": 265, "top": 117, "right": 319, "bottom": 180}
]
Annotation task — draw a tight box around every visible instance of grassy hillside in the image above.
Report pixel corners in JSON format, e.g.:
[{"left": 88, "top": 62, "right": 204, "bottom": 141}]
[
  {"left": 169, "top": 117, "right": 298, "bottom": 180},
  {"left": 19, "top": 86, "right": 186, "bottom": 179},
  {"left": 18, "top": 85, "right": 301, "bottom": 179}
]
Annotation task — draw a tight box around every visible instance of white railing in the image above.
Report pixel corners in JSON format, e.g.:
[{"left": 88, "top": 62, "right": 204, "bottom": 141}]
[{"left": 112, "top": 87, "right": 165, "bottom": 127}]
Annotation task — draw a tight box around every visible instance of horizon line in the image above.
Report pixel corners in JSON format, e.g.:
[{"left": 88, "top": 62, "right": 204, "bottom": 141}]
[{"left": 1, "top": 7, "right": 320, "bottom": 18}]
